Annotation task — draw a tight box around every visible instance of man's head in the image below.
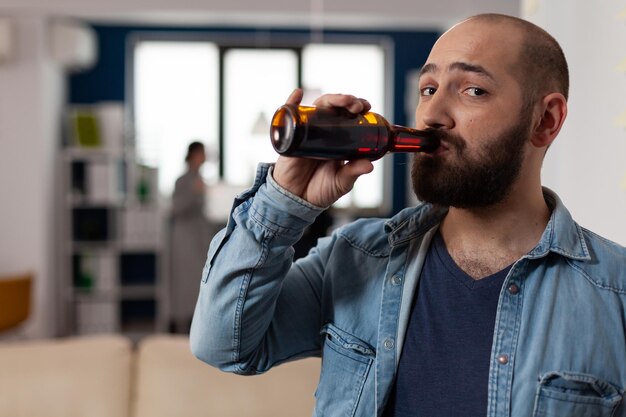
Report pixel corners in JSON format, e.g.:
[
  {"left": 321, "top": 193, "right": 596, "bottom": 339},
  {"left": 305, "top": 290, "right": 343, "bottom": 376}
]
[
  {"left": 411, "top": 14, "right": 569, "bottom": 208},
  {"left": 466, "top": 14, "right": 569, "bottom": 105}
]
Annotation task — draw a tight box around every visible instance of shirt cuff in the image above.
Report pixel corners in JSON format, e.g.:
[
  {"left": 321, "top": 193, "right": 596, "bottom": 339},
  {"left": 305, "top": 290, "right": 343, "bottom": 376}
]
[
  {"left": 266, "top": 166, "right": 328, "bottom": 211},
  {"left": 230, "top": 163, "right": 326, "bottom": 235}
]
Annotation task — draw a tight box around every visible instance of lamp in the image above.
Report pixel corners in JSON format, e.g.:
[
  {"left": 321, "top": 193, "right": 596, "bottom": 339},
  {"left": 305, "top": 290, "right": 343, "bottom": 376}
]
[{"left": 49, "top": 19, "right": 98, "bottom": 71}]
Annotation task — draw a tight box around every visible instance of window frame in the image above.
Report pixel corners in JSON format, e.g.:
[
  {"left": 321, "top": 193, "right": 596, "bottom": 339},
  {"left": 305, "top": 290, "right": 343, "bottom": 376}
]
[{"left": 126, "top": 31, "right": 394, "bottom": 216}]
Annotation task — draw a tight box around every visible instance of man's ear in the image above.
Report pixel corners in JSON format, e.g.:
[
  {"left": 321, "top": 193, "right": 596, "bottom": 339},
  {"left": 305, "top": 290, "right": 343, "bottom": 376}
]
[{"left": 531, "top": 93, "right": 568, "bottom": 148}]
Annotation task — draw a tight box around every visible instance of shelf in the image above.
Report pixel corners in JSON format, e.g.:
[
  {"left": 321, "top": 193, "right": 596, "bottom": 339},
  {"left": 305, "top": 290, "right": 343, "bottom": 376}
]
[
  {"left": 73, "top": 289, "right": 118, "bottom": 301},
  {"left": 72, "top": 285, "right": 160, "bottom": 300},
  {"left": 62, "top": 146, "right": 135, "bottom": 161},
  {"left": 69, "top": 243, "right": 161, "bottom": 254},
  {"left": 66, "top": 195, "right": 159, "bottom": 209},
  {"left": 59, "top": 105, "right": 165, "bottom": 337},
  {"left": 67, "top": 194, "right": 127, "bottom": 207},
  {"left": 120, "top": 285, "right": 159, "bottom": 299},
  {"left": 119, "top": 244, "right": 163, "bottom": 253},
  {"left": 70, "top": 241, "right": 115, "bottom": 252}
]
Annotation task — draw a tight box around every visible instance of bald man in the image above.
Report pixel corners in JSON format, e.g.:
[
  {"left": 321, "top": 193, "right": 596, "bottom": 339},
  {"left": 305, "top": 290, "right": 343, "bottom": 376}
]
[{"left": 191, "top": 14, "right": 626, "bottom": 417}]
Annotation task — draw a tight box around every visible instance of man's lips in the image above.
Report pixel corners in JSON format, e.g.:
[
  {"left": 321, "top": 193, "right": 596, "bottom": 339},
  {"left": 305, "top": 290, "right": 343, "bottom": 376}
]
[{"left": 429, "top": 140, "right": 450, "bottom": 156}]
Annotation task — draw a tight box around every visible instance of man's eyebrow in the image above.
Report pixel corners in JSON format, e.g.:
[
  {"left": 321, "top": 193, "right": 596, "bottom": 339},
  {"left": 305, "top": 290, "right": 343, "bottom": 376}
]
[
  {"left": 449, "top": 62, "right": 495, "bottom": 82},
  {"left": 418, "top": 62, "right": 496, "bottom": 83},
  {"left": 419, "top": 63, "right": 437, "bottom": 79}
]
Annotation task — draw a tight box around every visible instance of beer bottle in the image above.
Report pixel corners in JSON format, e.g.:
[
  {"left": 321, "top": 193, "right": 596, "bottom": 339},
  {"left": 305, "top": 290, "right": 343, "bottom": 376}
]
[{"left": 270, "top": 104, "right": 439, "bottom": 160}]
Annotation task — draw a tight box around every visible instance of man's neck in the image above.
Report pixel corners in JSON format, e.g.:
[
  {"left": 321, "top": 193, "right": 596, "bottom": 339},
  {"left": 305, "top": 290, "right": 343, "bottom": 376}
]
[{"left": 439, "top": 187, "right": 551, "bottom": 279}]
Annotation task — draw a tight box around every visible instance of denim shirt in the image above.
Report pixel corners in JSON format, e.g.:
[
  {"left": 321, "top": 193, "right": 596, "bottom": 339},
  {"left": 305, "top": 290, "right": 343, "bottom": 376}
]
[{"left": 190, "top": 163, "right": 626, "bottom": 417}]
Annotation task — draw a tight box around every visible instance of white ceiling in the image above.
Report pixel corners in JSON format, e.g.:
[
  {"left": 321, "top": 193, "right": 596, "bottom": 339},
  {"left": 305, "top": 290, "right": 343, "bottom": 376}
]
[{"left": 0, "top": 0, "right": 520, "bottom": 29}]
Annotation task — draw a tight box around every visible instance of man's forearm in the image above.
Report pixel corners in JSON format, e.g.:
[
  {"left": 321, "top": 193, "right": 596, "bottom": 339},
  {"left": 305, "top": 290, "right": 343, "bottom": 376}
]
[{"left": 190, "top": 164, "right": 326, "bottom": 374}]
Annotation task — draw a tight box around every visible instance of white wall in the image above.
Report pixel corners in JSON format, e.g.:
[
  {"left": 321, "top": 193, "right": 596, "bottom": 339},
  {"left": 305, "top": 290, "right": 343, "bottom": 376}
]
[
  {"left": 0, "top": 0, "right": 517, "bottom": 29},
  {"left": 0, "top": 16, "right": 65, "bottom": 338},
  {"left": 523, "top": 1, "right": 626, "bottom": 245}
]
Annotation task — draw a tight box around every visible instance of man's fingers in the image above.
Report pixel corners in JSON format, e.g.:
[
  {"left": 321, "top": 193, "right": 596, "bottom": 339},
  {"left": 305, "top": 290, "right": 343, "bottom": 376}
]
[
  {"left": 314, "top": 94, "right": 355, "bottom": 107},
  {"left": 313, "top": 94, "right": 370, "bottom": 114},
  {"left": 333, "top": 159, "right": 373, "bottom": 196},
  {"left": 344, "top": 159, "right": 375, "bottom": 178},
  {"left": 336, "top": 159, "right": 374, "bottom": 193},
  {"left": 346, "top": 100, "right": 369, "bottom": 114},
  {"left": 286, "top": 88, "right": 304, "bottom": 106}
]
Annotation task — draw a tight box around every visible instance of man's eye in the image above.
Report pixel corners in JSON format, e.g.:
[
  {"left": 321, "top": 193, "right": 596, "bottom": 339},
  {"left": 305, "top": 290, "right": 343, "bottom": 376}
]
[
  {"left": 465, "top": 87, "right": 486, "bottom": 97},
  {"left": 420, "top": 87, "right": 436, "bottom": 97}
]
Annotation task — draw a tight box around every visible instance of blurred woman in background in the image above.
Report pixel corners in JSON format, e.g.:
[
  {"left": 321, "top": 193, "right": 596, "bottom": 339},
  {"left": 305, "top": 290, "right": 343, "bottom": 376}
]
[{"left": 170, "top": 141, "right": 211, "bottom": 334}]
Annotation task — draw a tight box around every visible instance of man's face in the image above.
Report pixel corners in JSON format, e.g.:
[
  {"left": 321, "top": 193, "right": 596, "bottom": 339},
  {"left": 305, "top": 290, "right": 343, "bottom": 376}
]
[
  {"left": 411, "top": 109, "right": 531, "bottom": 207},
  {"left": 411, "top": 20, "right": 534, "bottom": 208}
]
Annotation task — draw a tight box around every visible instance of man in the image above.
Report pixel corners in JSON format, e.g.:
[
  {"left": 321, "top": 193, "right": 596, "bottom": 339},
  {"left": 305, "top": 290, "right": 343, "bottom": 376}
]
[{"left": 190, "top": 13, "right": 626, "bottom": 417}]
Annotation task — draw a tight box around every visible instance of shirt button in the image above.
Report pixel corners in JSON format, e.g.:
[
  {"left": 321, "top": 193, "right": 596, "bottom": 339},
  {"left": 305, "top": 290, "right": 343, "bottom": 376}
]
[
  {"left": 508, "top": 283, "right": 520, "bottom": 295},
  {"left": 391, "top": 275, "right": 402, "bottom": 286},
  {"left": 384, "top": 338, "right": 395, "bottom": 350},
  {"left": 497, "top": 354, "right": 509, "bottom": 365}
]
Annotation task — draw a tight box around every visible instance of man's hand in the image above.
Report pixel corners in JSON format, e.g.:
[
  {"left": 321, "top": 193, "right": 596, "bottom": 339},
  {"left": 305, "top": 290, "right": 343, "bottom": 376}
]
[{"left": 272, "top": 89, "right": 375, "bottom": 208}]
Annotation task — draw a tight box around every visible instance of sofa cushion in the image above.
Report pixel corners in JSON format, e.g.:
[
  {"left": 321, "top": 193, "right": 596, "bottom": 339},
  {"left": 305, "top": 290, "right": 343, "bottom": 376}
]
[
  {"left": 0, "top": 335, "right": 132, "bottom": 417},
  {"left": 133, "top": 335, "right": 320, "bottom": 417}
]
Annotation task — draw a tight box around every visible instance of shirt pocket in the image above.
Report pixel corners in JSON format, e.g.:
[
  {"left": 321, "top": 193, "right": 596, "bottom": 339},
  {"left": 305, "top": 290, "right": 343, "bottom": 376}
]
[
  {"left": 314, "top": 323, "right": 375, "bottom": 417},
  {"left": 532, "top": 371, "right": 623, "bottom": 417}
]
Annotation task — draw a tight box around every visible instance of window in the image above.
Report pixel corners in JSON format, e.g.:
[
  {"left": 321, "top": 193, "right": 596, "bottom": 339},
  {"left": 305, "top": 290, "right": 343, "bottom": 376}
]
[
  {"left": 223, "top": 49, "right": 298, "bottom": 185},
  {"left": 302, "top": 43, "right": 385, "bottom": 208},
  {"left": 132, "top": 35, "right": 388, "bottom": 211},
  {"left": 133, "top": 41, "right": 219, "bottom": 197}
]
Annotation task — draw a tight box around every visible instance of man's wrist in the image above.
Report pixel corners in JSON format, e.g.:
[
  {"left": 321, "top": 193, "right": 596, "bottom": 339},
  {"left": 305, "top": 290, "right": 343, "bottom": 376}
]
[{"left": 267, "top": 166, "right": 328, "bottom": 211}]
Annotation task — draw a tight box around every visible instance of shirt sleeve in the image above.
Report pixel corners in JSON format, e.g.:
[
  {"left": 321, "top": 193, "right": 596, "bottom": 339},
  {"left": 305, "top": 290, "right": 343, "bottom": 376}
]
[{"left": 190, "top": 163, "right": 331, "bottom": 374}]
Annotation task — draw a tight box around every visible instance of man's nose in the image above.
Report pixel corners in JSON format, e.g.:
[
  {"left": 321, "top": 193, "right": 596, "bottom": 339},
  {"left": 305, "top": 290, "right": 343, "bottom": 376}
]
[{"left": 416, "top": 92, "right": 454, "bottom": 130}]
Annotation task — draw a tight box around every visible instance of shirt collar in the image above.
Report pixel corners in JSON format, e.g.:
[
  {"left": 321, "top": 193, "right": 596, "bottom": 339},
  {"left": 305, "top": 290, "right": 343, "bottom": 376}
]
[
  {"left": 385, "top": 187, "right": 591, "bottom": 261},
  {"left": 527, "top": 187, "right": 591, "bottom": 261},
  {"left": 385, "top": 203, "right": 447, "bottom": 247}
]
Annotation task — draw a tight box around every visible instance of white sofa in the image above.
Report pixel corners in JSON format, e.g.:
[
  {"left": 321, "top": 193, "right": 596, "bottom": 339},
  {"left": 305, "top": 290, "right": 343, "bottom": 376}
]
[{"left": 0, "top": 335, "right": 320, "bottom": 417}]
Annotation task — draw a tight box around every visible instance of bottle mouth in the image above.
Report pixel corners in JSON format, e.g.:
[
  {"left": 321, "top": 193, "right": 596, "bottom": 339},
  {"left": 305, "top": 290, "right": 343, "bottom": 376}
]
[{"left": 270, "top": 105, "right": 296, "bottom": 154}]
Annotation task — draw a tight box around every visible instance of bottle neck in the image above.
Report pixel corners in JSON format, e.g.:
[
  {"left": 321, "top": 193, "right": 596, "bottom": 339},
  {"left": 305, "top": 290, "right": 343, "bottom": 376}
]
[{"left": 390, "top": 125, "right": 439, "bottom": 153}]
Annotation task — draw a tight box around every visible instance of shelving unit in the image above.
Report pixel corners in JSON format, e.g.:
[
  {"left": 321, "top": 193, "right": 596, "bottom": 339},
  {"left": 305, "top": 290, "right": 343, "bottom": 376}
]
[{"left": 58, "top": 103, "right": 167, "bottom": 339}]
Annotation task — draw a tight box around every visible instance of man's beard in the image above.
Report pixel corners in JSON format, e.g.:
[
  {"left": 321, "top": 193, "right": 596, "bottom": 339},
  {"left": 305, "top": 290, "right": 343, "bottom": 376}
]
[{"left": 411, "top": 114, "right": 531, "bottom": 208}]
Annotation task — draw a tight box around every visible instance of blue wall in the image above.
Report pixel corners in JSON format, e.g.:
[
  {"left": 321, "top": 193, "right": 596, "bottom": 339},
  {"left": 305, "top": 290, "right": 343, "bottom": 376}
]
[{"left": 69, "top": 24, "right": 439, "bottom": 215}]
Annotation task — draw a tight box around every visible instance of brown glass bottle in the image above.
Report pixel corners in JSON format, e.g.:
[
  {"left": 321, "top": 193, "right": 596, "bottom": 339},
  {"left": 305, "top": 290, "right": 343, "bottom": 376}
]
[{"left": 270, "top": 104, "right": 439, "bottom": 160}]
